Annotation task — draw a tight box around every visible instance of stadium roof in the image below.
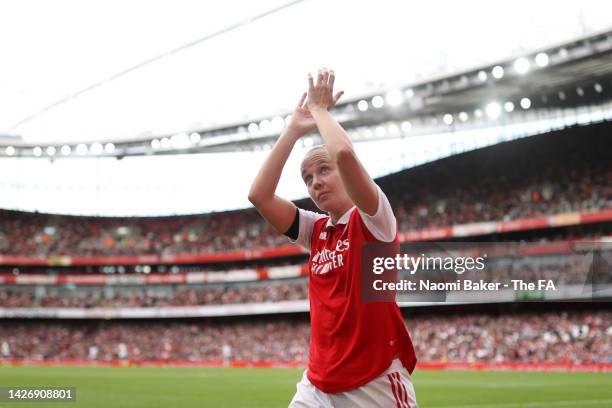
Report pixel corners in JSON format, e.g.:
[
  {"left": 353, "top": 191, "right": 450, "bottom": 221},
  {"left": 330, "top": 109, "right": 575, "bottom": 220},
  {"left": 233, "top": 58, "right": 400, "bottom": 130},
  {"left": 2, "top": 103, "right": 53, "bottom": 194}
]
[{"left": 2, "top": 0, "right": 612, "bottom": 144}]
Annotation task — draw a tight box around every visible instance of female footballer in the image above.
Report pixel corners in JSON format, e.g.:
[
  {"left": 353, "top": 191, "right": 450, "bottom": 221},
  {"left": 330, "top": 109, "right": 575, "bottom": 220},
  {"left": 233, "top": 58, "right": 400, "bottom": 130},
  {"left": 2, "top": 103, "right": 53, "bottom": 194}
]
[{"left": 248, "top": 68, "right": 418, "bottom": 407}]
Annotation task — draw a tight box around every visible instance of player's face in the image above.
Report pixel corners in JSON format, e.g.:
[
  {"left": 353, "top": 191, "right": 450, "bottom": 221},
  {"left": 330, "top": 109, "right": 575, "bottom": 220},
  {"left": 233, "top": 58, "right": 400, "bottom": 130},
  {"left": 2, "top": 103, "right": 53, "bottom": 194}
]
[{"left": 301, "top": 148, "right": 352, "bottom": 213}]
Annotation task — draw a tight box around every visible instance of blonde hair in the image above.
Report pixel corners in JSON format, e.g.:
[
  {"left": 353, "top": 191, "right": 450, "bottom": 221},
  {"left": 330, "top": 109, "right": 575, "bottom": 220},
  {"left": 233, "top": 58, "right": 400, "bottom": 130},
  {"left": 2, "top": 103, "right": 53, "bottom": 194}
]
[{"left": 306, "top": 145, "right": 326, "bottom": 154}]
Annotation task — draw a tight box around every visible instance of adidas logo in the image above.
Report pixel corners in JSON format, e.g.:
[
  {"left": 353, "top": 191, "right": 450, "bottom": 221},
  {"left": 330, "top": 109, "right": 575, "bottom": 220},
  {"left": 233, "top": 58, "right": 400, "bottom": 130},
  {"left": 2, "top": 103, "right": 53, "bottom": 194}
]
[{"left": 319, "top": 231, "right": 327, "bottom": 240}]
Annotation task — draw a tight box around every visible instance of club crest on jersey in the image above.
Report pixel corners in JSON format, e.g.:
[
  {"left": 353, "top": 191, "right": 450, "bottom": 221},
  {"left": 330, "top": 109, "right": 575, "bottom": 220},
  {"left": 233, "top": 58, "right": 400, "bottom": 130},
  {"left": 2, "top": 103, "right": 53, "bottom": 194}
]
[
  {"left": 311, "top": 239, "right": 350, "bottom": 275},
  {"left": 319, "top": 231, "right": 327, "bottom": 240}
]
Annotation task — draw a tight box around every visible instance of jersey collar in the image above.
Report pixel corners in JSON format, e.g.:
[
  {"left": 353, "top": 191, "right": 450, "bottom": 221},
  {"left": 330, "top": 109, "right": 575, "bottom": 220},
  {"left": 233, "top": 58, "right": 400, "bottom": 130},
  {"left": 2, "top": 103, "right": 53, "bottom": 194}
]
[{"left": 326, "top": 206, "right": 356, "bottom": 228}]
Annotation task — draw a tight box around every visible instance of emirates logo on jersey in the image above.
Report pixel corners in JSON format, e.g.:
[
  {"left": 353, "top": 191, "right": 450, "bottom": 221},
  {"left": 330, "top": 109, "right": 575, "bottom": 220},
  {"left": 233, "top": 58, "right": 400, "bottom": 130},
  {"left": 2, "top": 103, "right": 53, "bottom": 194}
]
[{"left": 311, "top": 239, "right": 350, "bottom": 275}]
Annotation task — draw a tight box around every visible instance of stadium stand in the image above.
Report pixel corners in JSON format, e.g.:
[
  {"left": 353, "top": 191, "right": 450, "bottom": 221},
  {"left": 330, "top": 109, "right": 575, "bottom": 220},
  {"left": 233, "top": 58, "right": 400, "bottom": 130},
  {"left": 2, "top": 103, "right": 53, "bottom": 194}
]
[
  {"left": 0, "top": 309, "right": 609, "bottom": 364},
  {"left": 1, "top": 125, "right": 611, "bottom": 370},
  {"left": 0, "top": 123, "right": 610, "bottom": 258},
  {"left": 1, "top": 250, "right": 606, "bottom": 308}
]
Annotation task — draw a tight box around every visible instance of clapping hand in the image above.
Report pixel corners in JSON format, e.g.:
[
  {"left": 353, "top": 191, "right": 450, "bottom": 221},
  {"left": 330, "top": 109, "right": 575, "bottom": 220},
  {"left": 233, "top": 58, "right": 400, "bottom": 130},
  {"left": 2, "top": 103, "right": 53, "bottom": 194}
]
[
  {"left": 286, "top": 68, "right": 344, "bottom": 136},
  {"left": 306, "top": 68, "right": 344, "bottom": 113}
]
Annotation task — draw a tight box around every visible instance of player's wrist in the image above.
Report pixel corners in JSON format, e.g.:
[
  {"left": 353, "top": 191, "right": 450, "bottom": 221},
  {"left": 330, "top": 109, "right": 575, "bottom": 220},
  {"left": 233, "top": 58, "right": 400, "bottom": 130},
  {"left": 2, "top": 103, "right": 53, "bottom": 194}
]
[
  {"left": 282, "top": 126, "right": 306, "bottom": 141},
  {"left": 309, "top": 105, "right": 328, "bottom": 115}
]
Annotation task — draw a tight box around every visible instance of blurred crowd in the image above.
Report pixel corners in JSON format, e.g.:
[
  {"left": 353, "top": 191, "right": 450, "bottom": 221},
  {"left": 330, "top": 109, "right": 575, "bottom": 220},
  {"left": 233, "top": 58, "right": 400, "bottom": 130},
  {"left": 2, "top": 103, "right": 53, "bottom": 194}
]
[
  {"left": 2, "top": 251, "right": 606, "bottom": 308},
  {"left": 0, "top": 208, "right": 283, "bottom": 257},
  {"left": 390, "top": 155, "right": 611, "bottom": 231},
  {"left": 409, "top": 310, "right": 611, "bottom": 364},
  {"left": 1, "top": 310, "right": 609, "bottom": 364},
  {"left": 385, "top": 124, "right": 612, "bottom": 231},
  {"left": 0, "top": 281, "right": 308, "bottom": 308},
  {"left": 0, "top": 128, "right": 611, "bottom": 258}
]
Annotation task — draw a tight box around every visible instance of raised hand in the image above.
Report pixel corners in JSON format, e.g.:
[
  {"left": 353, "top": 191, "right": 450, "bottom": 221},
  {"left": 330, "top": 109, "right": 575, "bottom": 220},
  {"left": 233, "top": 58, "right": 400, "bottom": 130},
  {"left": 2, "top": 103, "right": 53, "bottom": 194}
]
[
  {"left": 306, "top": 68, "right": 344, "bottom": 113},
  {"left": 286, "top": 92, "right": 318, "bottom": 136}
]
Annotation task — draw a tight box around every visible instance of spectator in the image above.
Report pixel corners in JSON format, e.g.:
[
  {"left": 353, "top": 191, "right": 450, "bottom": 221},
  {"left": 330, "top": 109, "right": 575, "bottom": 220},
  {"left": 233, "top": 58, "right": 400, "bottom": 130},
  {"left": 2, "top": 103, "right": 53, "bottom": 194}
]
[{"left": 0, "top": 310, "right": 608, "bottom": 364}]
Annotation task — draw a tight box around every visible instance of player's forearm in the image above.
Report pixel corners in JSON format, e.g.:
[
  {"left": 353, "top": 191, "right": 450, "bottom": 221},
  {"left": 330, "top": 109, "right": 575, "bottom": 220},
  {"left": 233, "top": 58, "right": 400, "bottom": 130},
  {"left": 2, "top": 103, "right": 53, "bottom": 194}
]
[
  {"left": 247, "top": 128, "right": 301, "bottom": 205},
  {"left": 311, "top": 108, "right": 379, "bottom": 215},
  {"left": 310, "top": 108, "right": 354, "bottom": 161}
]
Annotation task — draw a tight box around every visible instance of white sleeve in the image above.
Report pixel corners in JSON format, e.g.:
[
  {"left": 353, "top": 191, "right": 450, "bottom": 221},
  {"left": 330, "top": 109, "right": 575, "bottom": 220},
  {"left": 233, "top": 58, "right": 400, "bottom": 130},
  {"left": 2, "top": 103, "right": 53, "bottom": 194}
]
[
  {"left": 290, "top": 209, "right": 327, "bottom": 251},
  {"left": 358, "top": 184, "right": 397, "bottom": 242}
]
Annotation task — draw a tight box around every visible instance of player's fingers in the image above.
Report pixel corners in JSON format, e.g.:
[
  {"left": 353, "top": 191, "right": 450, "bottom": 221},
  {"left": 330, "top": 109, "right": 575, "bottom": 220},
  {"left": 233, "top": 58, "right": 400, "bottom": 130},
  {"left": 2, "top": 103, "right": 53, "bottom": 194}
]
[
  {"left": 308, "top": 73, "right": 314, "bottom": 92},
  {"left": 322, "top": 68, "right": 329, "bottom": 88},
  {"left": 316, "top": 69, "right": 324, "bottom": 87},
  {"left": 328, "top": 69, "right": 335, "bottom": 90},
  {"left": 297, "top": 92, "right": 307, "bottom": 108}
]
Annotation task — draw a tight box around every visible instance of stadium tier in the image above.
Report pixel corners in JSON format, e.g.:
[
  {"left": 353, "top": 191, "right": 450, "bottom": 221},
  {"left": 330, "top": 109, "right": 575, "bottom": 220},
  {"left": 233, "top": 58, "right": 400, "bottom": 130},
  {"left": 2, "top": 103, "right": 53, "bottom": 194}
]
[
  {"left": 0, "top": 243, "right": 608, "bottom": 309},
  {"left": 1, "top": 308, "right": 609, "bottom": 365},
  {"left": 0, "top": 123, "right": 610, "bottom": 263}
]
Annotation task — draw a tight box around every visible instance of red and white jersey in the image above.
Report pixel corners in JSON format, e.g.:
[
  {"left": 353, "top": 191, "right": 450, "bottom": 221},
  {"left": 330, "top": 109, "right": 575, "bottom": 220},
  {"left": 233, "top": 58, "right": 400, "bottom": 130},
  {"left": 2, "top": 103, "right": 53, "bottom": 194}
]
[{"left": 294, "top": 185, "right": 417, "bottom": 393}]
